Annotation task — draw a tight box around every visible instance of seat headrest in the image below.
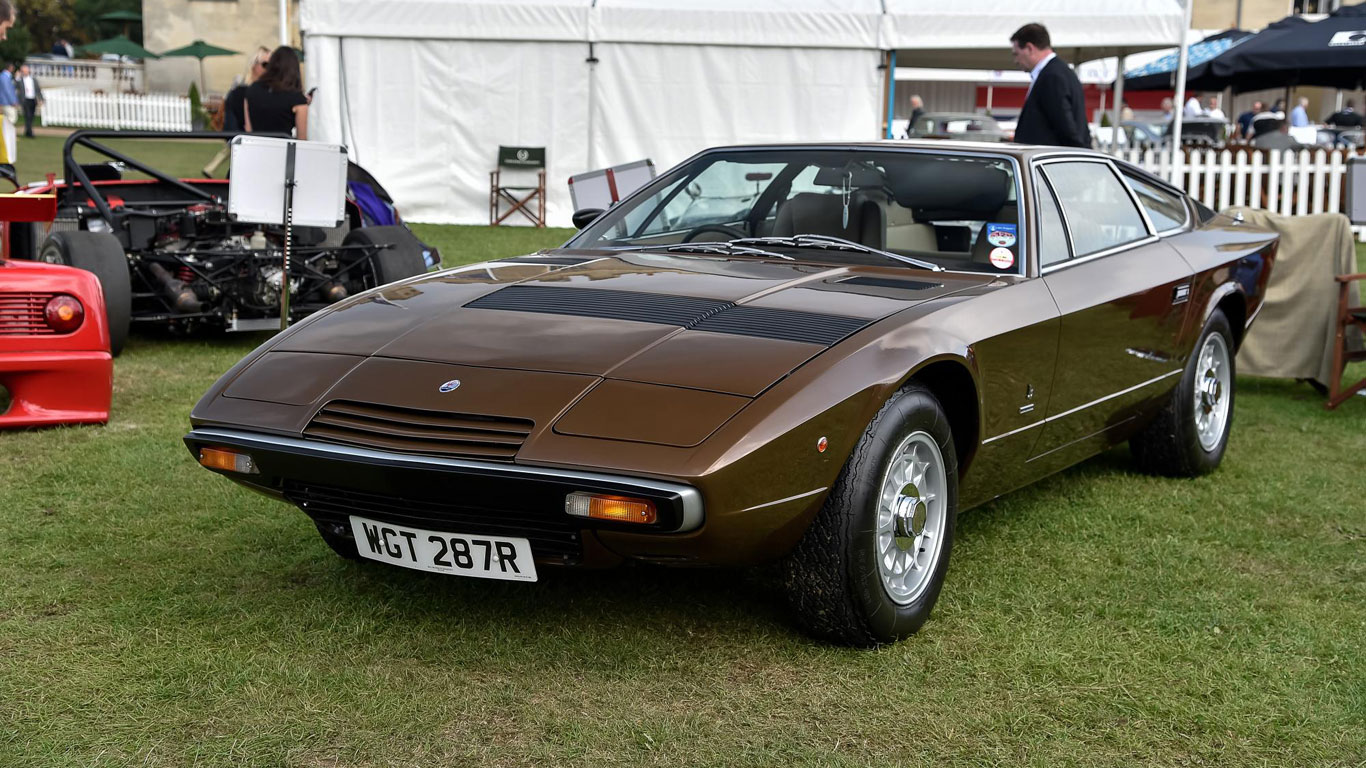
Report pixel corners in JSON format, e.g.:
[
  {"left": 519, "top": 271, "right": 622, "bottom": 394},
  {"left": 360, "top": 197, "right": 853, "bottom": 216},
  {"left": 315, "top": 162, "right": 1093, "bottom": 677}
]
[{"left": 886, "top": 159, "right": 1010, "bottom": 215}]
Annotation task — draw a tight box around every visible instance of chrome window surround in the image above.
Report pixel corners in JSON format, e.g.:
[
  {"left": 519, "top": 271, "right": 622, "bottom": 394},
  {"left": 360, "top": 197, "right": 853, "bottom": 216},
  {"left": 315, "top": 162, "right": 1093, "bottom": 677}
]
[
  {"left": 1033, "top": 155, "right": 1162, "bottom": 275},
  {"left": 572, "top": 145, "right": 1029, "bottom": 278}
]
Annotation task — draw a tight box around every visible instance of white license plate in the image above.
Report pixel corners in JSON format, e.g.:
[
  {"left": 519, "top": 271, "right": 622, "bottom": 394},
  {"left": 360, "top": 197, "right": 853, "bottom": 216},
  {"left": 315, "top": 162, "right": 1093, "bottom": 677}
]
[{"left": 348, "top": 516, "right": 538, "bottom": 582}]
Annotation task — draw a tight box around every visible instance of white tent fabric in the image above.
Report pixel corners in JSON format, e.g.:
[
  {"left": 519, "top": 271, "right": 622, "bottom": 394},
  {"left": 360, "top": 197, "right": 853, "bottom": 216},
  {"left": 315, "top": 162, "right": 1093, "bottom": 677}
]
[
  {"left": 885, "top": 0, "right": 1186, "bottom": 69},
  {"left": 303, "top": 0, "right": 1183, "bottom": 227}
]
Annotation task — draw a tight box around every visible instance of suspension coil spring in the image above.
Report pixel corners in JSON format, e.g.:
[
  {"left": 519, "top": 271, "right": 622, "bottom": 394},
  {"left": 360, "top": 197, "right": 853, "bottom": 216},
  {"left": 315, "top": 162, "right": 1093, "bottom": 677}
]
[{"left": 177, "top": 266, "right": 194, "bottom": 284}]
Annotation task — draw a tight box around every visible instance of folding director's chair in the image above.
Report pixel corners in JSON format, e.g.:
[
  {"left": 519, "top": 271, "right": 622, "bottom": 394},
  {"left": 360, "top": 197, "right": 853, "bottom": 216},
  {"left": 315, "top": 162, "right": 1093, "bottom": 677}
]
[{"left": 489, "top": 146, "right": 546, "bottom": 227}]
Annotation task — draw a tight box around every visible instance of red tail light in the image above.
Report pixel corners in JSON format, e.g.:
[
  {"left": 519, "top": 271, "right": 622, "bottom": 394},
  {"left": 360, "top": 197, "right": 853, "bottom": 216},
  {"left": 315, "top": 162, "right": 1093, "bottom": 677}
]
[{"left": 44, "top": 295, "right": 84, "bottom": 333}]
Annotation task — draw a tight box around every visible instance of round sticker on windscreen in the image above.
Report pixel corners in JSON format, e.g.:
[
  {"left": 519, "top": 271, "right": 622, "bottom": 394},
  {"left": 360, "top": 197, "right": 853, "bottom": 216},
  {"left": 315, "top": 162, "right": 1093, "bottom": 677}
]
[{"left": 989, "top": 247, "right": 1015, "bottom": 270}]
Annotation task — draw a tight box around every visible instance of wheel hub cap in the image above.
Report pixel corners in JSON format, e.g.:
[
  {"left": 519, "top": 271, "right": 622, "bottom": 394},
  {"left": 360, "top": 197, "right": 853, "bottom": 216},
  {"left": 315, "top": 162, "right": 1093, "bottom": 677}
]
[
  {"left": 1192, "top": 333, "right": 1232, "bottom": 452},
  {"left": 875, "top": 432, "right": 947, "bottom": 606}
]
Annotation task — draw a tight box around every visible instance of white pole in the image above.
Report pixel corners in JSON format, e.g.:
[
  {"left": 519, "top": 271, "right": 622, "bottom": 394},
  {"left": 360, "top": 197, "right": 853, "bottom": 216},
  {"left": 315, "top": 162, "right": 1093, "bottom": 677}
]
[
  {"left": 1112, "top": 52, "right": 1126, "bottom": 153},
  {"left": 986, "top": 84, "right": 993, "bottom": 115},
  {"left": 280, "top": 0, "right": 289, "bottom": 46},
  {"left": 1170, "top": 0, "right": 1194, "bottom": 184}
]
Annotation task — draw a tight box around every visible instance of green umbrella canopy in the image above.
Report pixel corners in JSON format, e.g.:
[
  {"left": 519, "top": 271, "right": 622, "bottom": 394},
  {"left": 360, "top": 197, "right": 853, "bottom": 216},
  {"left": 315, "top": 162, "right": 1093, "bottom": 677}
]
[
  {"left": 77, "top": 35, "right": 159, "bottom": 59},
  {"left": 97, "top": 10, "right": 142, "bottom": 22},
  {"left": 160, "top": 40, "right": 239, "bottom": 60}
]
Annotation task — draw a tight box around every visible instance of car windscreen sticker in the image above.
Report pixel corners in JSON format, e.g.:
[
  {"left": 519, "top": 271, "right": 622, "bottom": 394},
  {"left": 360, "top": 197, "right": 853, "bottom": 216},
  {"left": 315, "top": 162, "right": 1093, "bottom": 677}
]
[
  {"left": 989, "top": 247, "right": 1016, "bottom": 270},
  {"left": 986, "top": 223, "right": 1017, "bottom": 247}
]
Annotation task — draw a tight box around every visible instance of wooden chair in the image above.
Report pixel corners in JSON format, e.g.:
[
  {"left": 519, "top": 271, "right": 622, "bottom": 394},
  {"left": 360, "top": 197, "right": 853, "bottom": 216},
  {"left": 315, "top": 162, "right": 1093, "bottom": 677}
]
[
  {"left": 489, "top": 146, "right": 546, "bottom": 227},
  {"left": 1327, "top": 272, "right": 1366, "bottom": 409}
]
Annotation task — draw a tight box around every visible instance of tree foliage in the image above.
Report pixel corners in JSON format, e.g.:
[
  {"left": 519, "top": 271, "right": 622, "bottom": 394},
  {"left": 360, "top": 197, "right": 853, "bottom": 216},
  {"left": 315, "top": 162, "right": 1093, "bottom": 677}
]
[{"left": 3, "top": 0, "right": 141, "bottom": 61}]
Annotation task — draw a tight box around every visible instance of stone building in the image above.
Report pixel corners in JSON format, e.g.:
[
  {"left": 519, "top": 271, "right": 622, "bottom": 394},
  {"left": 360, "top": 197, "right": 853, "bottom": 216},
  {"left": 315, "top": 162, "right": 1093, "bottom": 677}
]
[{"left": 142, "top": 0, "right": 300, "bottom": 96}]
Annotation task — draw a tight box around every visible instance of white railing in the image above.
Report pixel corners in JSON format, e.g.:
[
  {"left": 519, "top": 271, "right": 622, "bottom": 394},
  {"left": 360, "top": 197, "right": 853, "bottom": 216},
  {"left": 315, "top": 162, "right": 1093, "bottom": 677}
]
[
  {"left": 42, "top": 89, "right": 190, "bottom": 131},
  {"left": 28, "top": 57, "right": 143, "bottom": 93},
  {"left": 1109, "top": 146, "right": 1366, "bottom": 240}
]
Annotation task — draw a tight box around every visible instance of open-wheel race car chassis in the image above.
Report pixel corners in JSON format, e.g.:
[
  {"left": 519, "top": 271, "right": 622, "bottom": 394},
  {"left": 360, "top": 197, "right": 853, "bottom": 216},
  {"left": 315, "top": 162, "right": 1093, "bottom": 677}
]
[{"left": 4, "top": 130, "right": 437, "bottom": 354}]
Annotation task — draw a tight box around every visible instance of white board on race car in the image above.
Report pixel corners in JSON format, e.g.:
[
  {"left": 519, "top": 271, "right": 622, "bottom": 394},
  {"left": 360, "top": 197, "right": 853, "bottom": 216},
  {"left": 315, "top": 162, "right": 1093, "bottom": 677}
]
[{"left": 227, "top": 135, "right": 349, "bottom": 228}]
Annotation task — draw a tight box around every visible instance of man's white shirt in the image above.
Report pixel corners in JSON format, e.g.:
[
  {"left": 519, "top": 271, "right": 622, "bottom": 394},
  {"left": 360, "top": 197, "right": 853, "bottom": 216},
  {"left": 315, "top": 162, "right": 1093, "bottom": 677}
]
[{"left": 1026, "top": 52, "right": 1056, "bottom": 97}]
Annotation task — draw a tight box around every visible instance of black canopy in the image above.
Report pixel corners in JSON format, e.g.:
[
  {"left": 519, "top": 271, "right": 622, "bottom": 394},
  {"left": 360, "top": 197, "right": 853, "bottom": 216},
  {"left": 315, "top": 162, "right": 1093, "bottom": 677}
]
[
  {"left": 1207, "top": 3, "right": 1366, "bottom": 92},
  {"left": 1123, "top": 28, "right": 1254, "bottom": 92}
]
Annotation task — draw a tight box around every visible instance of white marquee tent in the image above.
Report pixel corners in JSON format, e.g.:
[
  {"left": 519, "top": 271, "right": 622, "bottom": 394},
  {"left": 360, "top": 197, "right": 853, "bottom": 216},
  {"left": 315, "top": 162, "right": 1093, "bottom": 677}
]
[{"left": 302, "top": 0, "right": 1186, "bottom": 227}]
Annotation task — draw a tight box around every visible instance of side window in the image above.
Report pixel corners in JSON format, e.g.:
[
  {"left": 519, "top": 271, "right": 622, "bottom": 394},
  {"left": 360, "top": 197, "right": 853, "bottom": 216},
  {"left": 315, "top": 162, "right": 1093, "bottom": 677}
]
[
  {"left": 1034, "top": 175, "right": 1070, "bottom": 267},
  {"left": 1040, "top": 161, "right": 1149, "bottom": 257},
  {"left": 1123, "top": 173, "right": 1188, "bottom": 232}
]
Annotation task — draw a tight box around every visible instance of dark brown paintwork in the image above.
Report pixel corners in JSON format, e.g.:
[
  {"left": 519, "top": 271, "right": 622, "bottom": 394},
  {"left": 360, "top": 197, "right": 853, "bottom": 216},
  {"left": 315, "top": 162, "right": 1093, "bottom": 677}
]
[{"left": 188, "top": 142, "right": 1278, "bottom": 569}]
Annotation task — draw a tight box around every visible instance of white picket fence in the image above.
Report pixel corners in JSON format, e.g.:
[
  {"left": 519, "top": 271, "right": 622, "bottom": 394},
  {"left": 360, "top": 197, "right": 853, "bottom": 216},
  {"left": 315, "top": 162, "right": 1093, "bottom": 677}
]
[
  {"left": 1108, "top": 146, "right": 1366, "bottom": 239},
  {"left": 42, "top": 89, "right": 191, "bottom": 131}
]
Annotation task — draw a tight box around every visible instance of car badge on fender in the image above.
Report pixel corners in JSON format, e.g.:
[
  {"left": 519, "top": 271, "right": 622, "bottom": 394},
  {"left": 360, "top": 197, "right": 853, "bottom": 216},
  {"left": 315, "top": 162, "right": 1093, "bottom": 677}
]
[{"left": 438, "top": 379, "right": 461, "bottom": 393}]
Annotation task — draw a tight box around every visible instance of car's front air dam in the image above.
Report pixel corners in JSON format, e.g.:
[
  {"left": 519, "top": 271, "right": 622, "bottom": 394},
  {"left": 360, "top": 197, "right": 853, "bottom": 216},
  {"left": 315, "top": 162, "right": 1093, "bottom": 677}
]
[{"left": 184, "top": 428, "right": 703, "bottom": 567}]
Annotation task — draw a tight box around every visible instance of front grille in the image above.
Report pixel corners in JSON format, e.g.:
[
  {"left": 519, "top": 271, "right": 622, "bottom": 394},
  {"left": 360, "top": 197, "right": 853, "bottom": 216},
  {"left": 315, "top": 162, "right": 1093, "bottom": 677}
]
[
  {"left": 285, "top": 481, "right": 583, "bottom": 561},
  {"left": 0, "top": 292, "right": 52, "bottom": 335},
  {"left": 304, "top": 401, "right": 534, "bottom": 461}
]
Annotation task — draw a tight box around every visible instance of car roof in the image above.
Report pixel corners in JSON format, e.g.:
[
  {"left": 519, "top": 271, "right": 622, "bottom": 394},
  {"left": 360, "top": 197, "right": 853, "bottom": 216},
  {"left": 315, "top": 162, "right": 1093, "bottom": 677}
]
[{"left": 698, "top": 140, "right": 1108, "bottom": 162}]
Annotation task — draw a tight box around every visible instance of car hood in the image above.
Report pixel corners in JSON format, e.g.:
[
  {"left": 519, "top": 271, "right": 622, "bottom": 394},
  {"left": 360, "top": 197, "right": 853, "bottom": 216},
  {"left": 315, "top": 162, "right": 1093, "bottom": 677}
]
[{"left": 267, "top": 250, "right": 990, "bottom": 397}]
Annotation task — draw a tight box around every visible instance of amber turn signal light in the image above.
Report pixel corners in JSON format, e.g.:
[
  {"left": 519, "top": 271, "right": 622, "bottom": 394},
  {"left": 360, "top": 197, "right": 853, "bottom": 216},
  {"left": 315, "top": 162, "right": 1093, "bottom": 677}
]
[
  {"left": 43, "top": 295, "right": 84, "bottom": 333},
  {"left": 198, "top": 447, "right": 258, "bottom": 474},
  {"left": 564, "top": 492, "right": 657, "bottom": 524}
]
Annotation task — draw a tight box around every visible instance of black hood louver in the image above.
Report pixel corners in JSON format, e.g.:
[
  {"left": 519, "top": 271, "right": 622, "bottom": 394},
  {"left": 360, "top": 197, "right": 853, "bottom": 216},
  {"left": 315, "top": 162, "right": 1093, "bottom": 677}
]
[{"left": 465, "top": 285, "right": 871, "bottom": 347}]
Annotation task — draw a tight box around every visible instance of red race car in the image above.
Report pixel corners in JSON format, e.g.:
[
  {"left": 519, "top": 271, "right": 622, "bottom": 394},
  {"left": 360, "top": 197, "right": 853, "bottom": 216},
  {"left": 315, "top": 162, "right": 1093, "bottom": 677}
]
[{"left": 0, "top": 191, "right": 113, "bottom": 428}]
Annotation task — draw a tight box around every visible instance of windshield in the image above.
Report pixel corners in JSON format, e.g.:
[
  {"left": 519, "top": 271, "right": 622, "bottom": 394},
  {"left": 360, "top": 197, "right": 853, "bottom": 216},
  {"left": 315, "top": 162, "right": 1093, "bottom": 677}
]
[{"left": 570, "top": 148, "right": 1023, "bottom": 274}]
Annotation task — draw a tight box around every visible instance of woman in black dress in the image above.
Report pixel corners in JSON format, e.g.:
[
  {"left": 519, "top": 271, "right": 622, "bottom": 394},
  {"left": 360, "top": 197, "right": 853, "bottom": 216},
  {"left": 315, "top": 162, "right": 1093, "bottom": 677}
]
[{"left": 244, "top": 46, "right": 308, "bottom": 140}]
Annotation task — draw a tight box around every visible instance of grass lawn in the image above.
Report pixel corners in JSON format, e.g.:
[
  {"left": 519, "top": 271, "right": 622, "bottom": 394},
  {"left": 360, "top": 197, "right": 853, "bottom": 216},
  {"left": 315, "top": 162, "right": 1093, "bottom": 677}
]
[{"left": 1, "top": 210, "right": 1364, "bottom": 763}]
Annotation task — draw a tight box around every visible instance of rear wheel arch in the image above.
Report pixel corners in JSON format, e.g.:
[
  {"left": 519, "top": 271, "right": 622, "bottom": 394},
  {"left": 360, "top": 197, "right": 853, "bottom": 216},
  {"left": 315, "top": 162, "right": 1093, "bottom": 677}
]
[{"left": 900, "top": 358, "right": 979, "bottom": 478}]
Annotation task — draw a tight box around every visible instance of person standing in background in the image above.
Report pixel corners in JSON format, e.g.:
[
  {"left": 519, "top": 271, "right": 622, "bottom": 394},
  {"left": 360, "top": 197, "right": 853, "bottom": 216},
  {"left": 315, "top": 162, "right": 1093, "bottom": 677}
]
[
  {"left": 1160, "top": 97, "right": 1174, "bottom": 122},
  {"left": 907, "top": 94, "right": 925, "bottom": 132},
  {"left": 202, "top": 46, "right": 270, "bottom": 177},
  {"left": 1204, "top": 96, "right": 1225, "bottom": 121},
  {"left": 0, "top": 62, "right": 18, "bottom": 162},
  {"left": 244, "top": 46, "right": 308, "bottom": 140},
  {"left": 17, "top": 63, "right": 40, "bottom": 138},
  {"left": 1184, "top": 92, "right": 1205, "bottom": 117},
  {"left": 1009, "top": 23, "right": 1088, "bottom": 147}
]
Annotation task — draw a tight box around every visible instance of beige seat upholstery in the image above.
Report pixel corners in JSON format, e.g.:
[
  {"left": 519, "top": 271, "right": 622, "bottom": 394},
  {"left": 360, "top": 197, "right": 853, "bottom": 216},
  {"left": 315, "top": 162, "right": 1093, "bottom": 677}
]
[
  {"left": 773, "top": 192, "right": 885, "bottom": 250},
  {"left": 884, "top": 202, "right": 937, "bottom": 251}
]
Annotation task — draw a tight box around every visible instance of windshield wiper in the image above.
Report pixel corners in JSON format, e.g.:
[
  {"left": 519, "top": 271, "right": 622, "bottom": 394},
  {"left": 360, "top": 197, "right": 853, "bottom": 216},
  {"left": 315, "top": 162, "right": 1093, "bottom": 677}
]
[
  {"left": 661, "top": 242, "right": 793, "bottom": 260},
  {"left": 729, "top": 235, "right": 943, "bottom": 272}
]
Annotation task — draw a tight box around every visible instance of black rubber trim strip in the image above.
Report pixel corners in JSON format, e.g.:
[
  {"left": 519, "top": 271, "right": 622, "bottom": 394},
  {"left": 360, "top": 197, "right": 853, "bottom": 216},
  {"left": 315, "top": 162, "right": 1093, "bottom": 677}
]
[
  {"left": 464, "top": 285, "right": 871, "bottom": 346},
  {"left": 690, "top": 305, "right": 871, "bottom": 346},
  {"left": 496, "top": 256, "right": 598, "bottom": 265},
  {"left": 465, "top": 285, "right": 733, "bottom": 326}
]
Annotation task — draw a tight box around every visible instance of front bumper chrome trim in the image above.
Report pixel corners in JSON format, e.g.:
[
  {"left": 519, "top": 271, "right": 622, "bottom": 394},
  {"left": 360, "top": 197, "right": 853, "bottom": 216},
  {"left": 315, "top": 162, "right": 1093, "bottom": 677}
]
[{"left": 185, "top": 428, "right": 705, "bottom": 532}]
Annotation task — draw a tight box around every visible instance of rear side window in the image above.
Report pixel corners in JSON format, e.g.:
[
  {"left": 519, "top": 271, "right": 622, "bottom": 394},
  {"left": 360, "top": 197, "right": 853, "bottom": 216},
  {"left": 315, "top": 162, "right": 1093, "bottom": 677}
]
[
  {"left": 1123, "top": 174, "right": 1188, "bottom": 232},
  {"left": 1040, "top": 161, "right": 1148, "bottom": 258}
]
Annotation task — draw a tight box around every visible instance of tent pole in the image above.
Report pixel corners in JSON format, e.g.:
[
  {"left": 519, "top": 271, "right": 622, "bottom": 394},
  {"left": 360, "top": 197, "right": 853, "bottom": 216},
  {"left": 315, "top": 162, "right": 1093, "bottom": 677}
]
[
  {"left": 885, "top": 50, "right": 896, "bottom": 139},
  {"left": 1112, "top": 51, "right": 1125, "bottom": 155},
  {"left": 986, "top": 85, "right": 993, "bottom": 115},
  {"left": 280, "top": 0, "right": 289, "bottom": 46},
  {"left": 1170, "top": 0, "right": 1193, "bottom": 186},
  {"left": 586, "top": 43, "right": 598, "bottom": 171}
]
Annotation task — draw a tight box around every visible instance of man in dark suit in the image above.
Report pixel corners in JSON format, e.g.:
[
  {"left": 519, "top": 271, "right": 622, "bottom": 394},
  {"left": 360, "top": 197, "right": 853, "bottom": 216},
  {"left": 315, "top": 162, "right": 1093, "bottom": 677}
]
[{"left": 1009, "top": 23, "right": 1089, "bottom": 148}]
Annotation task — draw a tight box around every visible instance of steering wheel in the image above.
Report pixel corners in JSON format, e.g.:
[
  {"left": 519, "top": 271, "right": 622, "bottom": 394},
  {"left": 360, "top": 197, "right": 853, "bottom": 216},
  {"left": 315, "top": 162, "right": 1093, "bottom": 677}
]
[{"left": 681, "top": 224, "right": 747, "bottom": 243}]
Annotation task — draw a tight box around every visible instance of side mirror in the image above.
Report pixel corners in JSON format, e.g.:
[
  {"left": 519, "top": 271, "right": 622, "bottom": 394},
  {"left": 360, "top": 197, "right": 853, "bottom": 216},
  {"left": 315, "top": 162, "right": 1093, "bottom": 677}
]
[{"left": 572, "top": 208, "right": 604, "bottom": 230}]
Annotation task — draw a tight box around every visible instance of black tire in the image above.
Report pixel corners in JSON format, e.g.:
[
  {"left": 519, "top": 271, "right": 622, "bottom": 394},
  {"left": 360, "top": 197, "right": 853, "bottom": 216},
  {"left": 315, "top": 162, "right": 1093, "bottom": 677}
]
[
  {"left": 783, "top": 383, "right": 959, "bottom": 647},
  {"left": 314, "top": 521, "right": 364, "bottom": 561},
  {"left": 39, "top": 231, "right": 132, "bottom": 357},
  {"left": 1130, "top": 310, "right": 1236, "bottom": 477},
  {"left": 343, "top": 225, "right": 428, "bottom": 287}
]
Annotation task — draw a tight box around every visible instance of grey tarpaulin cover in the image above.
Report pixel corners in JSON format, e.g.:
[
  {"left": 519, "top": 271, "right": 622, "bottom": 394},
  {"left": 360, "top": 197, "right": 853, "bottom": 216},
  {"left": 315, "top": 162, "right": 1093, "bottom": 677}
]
[{"left": 1225, "top": 207, "right": 1362, "bottom": 385}]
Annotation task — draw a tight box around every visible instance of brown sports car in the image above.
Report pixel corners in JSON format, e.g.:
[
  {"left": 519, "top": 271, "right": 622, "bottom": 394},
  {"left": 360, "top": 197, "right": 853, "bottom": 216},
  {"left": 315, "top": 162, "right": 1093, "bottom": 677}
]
[{"left": 186, "top": 142, "right": 1277, "bottom": 646}]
